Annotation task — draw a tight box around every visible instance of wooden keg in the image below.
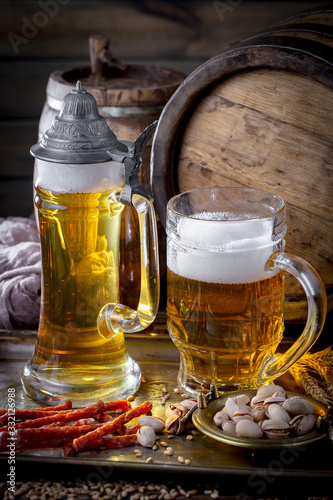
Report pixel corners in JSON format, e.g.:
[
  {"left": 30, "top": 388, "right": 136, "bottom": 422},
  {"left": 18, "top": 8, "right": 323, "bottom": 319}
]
[
  {"left": 39, "top": 36, "right": 185, "bottom": 189},
  {"left": 39, "top": 36, "right": 185, "bottom": 308},
  {"left": 152, "top": 7, "right": 333, "bottom": 322}
]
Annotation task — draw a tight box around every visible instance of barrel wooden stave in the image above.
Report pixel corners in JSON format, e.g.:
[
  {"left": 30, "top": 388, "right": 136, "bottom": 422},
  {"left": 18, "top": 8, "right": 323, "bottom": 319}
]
[{"left": 152, "top": 11, "right": 333, "bottom": 322}]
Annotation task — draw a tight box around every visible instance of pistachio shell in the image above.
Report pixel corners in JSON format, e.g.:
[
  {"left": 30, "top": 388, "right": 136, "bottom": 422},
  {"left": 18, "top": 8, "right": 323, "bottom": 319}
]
[
  {"left": 165, "top": 414, "right": 183, "bottom": 434},
  {"left": 263, "top": 395, "right": 286, "bottom": 408},
  {"left": 236, "top": 420, "right": 263, "bottom": 439},
  {"left": 266, "top": 404, "right": 290, "bottom": 423},
  {"left": 136, "top": 426, "right": 156, "bottom": 447},
  {"left": 264, "top": 429, "right": 290, "bottom": 440},
  {"left": 250, "top": 395, "right": 265, "bottom": 408},
  {"left": 213, "top": 410, "right": 229, "bottom": 427},
  {"left": 222, "top": 421, "right": 237, "bottom": 436},
  {"left": 261, "top": 419, "right": 290, "bottom": 431},
  {"left": 302, "top": 400, "right": 314, "bottom": 415},
  {"left": 236, "top": 394, "right": 251, "bottom": 406},
  {"left": 232, "top": 412, "right": 254, "bottom": 424},
  {"left": 165, "top": 403, "right": 187, "bottom": 418},
  {"left": 224, "top": 398, "right": 239, "bottom": 419},
  {"left": 257, "top": 384, "right": 285, "bottom": 398},
  {"left": 261, "top": 419, "right": 290, "bottom": 439},
  {"left": 137, "top": 416, "right": 165, "bottom": 432},
  {"left": 282, "top": 397, "right": 308, "bottom": 417},
  {"left": 251, "top": 404, "right": 266, "bottom": 423},
  {"left": 289, "top": 414, "right": 317, "bottom": 436},
  {"left": 179, "top": 399, "right": 197, "bottom": 411}
]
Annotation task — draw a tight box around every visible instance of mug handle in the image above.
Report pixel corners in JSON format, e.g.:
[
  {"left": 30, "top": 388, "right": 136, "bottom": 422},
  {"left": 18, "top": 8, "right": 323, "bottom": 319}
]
[
  {"left": 257, "top": 251, "right": 327, "bottom": 385},
  {"left": 97, "top": 190, "right": 160, "bottom": 337}
]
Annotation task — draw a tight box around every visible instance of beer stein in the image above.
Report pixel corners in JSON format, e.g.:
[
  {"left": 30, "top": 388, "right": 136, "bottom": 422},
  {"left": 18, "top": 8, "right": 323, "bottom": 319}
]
[
  {"left": 166, "top": 187, "right": 327, "bottom": 396},
  {"left": 21, "top": 81, "right": 160, "bottom": 404}
]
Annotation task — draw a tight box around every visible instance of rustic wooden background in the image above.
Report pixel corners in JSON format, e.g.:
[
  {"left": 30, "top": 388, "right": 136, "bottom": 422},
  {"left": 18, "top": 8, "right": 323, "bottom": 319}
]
[{"left": 0, "top": 0, "right": 329, "bottom": 217}]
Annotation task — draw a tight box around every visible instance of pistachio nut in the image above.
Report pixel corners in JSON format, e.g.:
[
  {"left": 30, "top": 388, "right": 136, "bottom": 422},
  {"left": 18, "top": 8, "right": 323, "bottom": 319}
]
[
  {"left": 225, "top": 397, "right": 252, "bottom": 422},
  {"left": 165, "top": 414, "right": 183, "bottom": 434},
  {"left": 165, "top": 403, "right": 187, "bottom": 418},
  {"left": 289, "top": 414, "right": 317, "bottom": 436},
  {"left": 263, "top": 395, "right": 286, "bottom": 408},
  {"left": 232, "top": 411, "right": 254, "bottom": 424},
  {"left": 179, "top": 399, "right": 197, "bottom": 412},
  {"left": 136, "top": 426, "right": 156, "bottom": 447},
  {"left": 236, "top": 420, "right": 263, "bottom": 439},
  {"left": 282, "top": 397, "right": 308, "bottom": 417},
  {"left": 225, "top": 397, "right": 239, "bottom": 419},
  {"left": 261, "top": 419, "right": 290, "bottom": 439},
  {"left": 251, "top": 404, "right": 266, "bottom": 423},
  {"left": 257, "top": 384, "right": 285, "bottom": 399},
  {"left": 236, "top": 394, "right": 251, "bottom": 406},
  {"left": 137, "top": 416, "right": 165, "bottom": 432},
  {"left": 222, "top": 420, "right": 237, "bottom": 436},
  {"left": 266, "top": 403, "right": 290, "bottom": 423},
  {"left": 250, "top": 395, "right": 265, "bottom": 408},
  {"left": 303, "top": 400, "right": 314, "bottom": 415},
  {"left": 213, "top": 410, "right": 229, "bottom": 427}
]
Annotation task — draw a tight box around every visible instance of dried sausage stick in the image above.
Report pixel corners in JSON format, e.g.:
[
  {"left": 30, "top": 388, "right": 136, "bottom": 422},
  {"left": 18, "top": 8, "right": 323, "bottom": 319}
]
[
  {"left": 77, "top": 433, "right": 137, "bottom": 450},
  {"left": 0, "top": 400, "right": 130, "bottom": 427},
  {"left": 0, "top": 423, "right": 103, "bottom": 451},
  {"left": 95, "top": 413, "right": 113, "bottom": 423},
  {"left": 117, "top": 423, "right": 141, "bottom": 435},
  {"left": 73, "top": 401, "right": 152, "bottom": 451},
  {"left": 2, "top": 400, "right": 105, "bottom": 431},
  {"left": 0, "top": 400, "right": 72, "bottom": 426},
  {"left": 104, "top": 401, "right": 132, "bottom": 412},
  {"left": 68, "top": 418, "right": 96, "bottom": 426},
  {"left": 62, "top": 434, "right": 136, "bottom": 457}
]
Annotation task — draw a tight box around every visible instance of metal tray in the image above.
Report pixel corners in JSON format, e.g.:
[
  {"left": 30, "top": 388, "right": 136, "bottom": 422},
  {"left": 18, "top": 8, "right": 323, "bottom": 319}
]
[
  {"left": 192, "top": 390, "right": 328, "bottom": 450},
  {"left": 0, "top": 320, "right": 333, "bottom": 483}
]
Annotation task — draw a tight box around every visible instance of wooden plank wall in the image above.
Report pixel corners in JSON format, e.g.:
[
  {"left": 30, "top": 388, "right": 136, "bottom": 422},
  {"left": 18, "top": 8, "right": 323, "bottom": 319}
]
[{"left": 0, "top": 0, "right": 326, "bottom": 217}]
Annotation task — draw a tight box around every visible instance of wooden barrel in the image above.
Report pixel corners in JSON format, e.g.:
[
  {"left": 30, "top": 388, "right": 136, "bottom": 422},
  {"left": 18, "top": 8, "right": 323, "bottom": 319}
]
[
  {"left": 39, "top": 39, "right": 185, "bottom": 309},
  {"left": 39, "top": 64, "right": 185, "bottom": 190},
  {"left": 151, "top": 7, "right": 333, "bottom": 322}
]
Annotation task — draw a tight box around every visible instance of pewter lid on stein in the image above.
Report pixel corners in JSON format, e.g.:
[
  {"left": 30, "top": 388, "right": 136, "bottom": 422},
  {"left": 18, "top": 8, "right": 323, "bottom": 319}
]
[{"left": 30, "top": 81, "right": 129, "bottom": 163}]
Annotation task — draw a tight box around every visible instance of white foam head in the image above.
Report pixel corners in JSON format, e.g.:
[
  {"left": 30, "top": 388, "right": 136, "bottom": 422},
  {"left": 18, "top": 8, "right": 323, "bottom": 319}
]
[
  {"left": 34, "top": 158, "right": 124, "bottom": 193},
  {"left": 167, "top": 211, "right": 281, "bottom": 284}
]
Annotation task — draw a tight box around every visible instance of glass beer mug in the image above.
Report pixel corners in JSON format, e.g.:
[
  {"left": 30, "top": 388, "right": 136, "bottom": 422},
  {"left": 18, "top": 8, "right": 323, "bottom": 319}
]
[
  {"left": 21, "top": 82, "right": 159, "bottom": 404},
  {"left": 166, "top": 187, "right": 327, "bottom": 396}
]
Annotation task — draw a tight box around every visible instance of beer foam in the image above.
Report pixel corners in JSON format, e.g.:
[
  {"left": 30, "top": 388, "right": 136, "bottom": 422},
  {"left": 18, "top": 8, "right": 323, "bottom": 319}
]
[
  {"left": 167, "top": 211, "right": 279, "bottom": 284},
  {"left": 34, "top": 159, "right": 124, "bottom": 193}
]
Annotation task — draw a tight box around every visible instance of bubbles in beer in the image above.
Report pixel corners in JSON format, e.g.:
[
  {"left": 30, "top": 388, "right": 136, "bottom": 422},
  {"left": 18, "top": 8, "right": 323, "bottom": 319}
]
[
  {"left": 190, "top": 210, "right": 247, "bottom": 220},
  {"left": 169, "top": 210, "right": 280, "bottom": 284}
]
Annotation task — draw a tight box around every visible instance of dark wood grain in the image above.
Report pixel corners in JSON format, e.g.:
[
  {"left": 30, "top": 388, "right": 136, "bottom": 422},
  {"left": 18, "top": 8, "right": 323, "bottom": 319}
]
[{"left": 1, "top": 1, "right": 323, "bottom": 58}]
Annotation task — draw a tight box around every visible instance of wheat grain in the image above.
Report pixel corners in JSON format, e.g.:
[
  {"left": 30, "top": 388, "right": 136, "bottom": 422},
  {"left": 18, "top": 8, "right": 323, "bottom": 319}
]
[
  {"left": 290, "top": 365, "right": 333, "bottom": 405},
  {"left": 311, "top": 346, "right": 333, "bottom": 366}
]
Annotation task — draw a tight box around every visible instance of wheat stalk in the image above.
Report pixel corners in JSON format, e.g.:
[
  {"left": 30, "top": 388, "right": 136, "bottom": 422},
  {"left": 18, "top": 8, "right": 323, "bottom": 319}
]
[
  {"left": 289, "top": 347, "right": 333, "bottom": 404},
  {"left": 326, "top": 380, "right": 333, "bottom": 398},
  {"left": 310, "top": 346, "right": 333, "bottom": 367},
  {"left": 289, "top": 365, "right": 333, "bottom": 406}
]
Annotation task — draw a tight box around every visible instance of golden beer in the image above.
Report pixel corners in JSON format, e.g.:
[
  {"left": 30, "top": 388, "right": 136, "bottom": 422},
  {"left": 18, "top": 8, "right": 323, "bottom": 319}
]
[
  {"left": 23, "top": 157, "right": 142, "bottom": 401},
  {"left": 166, "top": 187, "right": 289, "bottom": 395},
  {"left": 22, "top": 82, "right": 160, "bottom": 404},
  {"left": 27, "top": 186, "right": 136, "bottom": 396},
  {"left": 166, "top": 186, "right": 327, "bottom": 395},
  {"left": 167, "top": 269, "right": 284, "bottom": 394}
]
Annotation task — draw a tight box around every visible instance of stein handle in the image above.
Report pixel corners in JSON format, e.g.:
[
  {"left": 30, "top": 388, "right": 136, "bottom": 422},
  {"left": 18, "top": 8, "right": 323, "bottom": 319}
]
[
  {"left": 257, "top": 251, "right": 327, "bottom": 385},
  {"left": 98, "top": 190, "right": 160, "bottom": 337}
]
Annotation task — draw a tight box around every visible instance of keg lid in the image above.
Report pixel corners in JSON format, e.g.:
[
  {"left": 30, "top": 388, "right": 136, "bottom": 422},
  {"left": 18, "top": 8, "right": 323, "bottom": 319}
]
[{"left": 31, "top": 81, "right": 129, "bottom": 163}]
